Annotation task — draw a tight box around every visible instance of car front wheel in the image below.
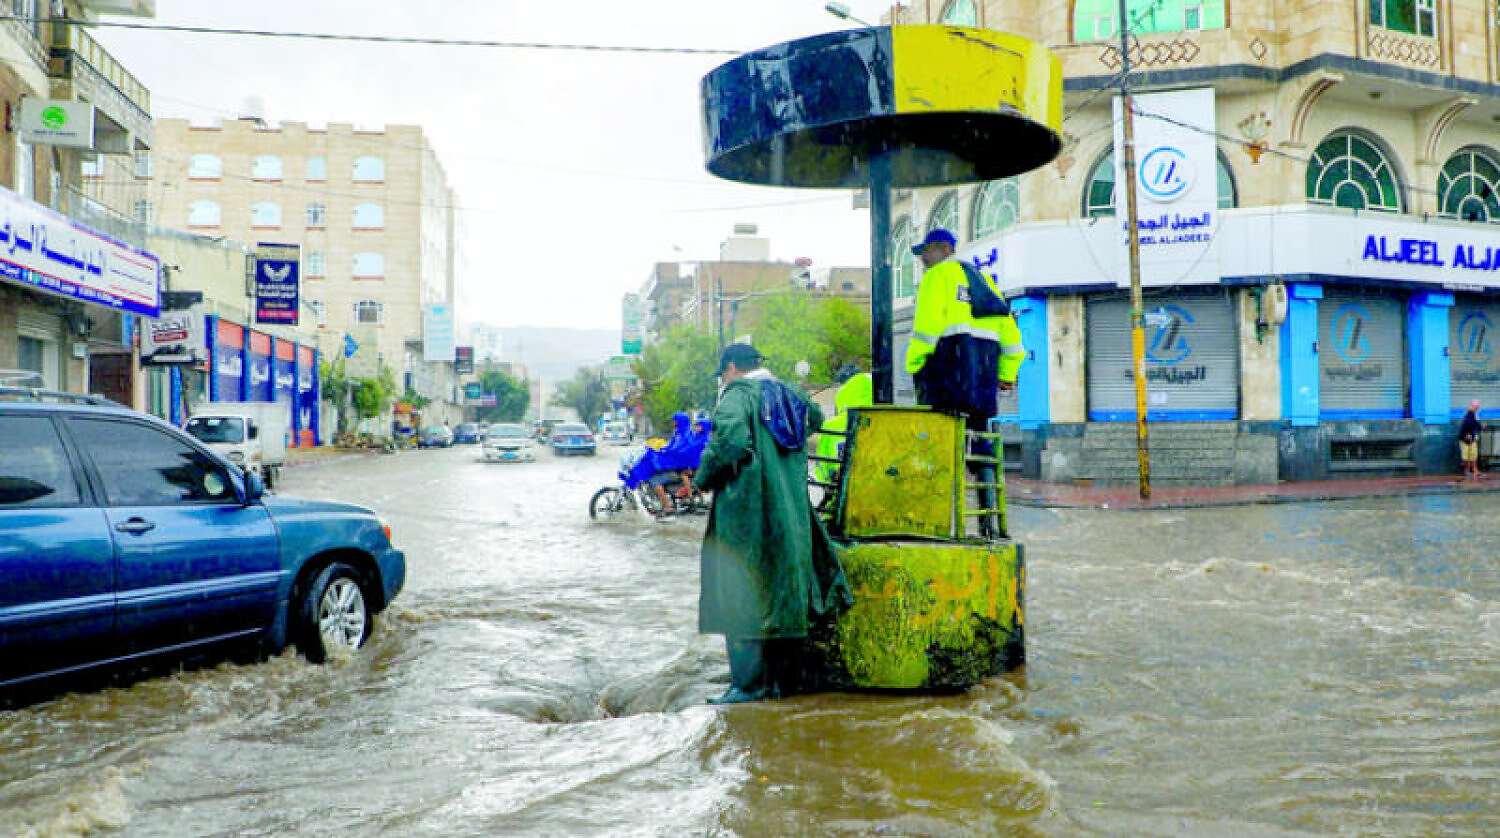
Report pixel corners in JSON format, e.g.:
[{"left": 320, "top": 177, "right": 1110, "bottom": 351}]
[{"left": 297, "top": 562, "right": 372, "bottom": 663}]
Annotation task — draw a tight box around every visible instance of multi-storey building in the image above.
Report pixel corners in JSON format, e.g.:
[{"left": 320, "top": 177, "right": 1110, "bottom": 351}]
[
  {"left": 143, "top": 117, "right": 460, "bottom": 419},
  {"left": 885, "top": 0, "right": 1500, "bottom": 484},
  {"left": 0, "top": 0, "right": 156, "bottom": 404}
]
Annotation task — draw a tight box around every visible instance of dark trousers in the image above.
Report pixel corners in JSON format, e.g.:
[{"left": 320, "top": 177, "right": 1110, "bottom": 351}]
[{"left": 726, "top": 638, "right": 802, "bottom": 697}]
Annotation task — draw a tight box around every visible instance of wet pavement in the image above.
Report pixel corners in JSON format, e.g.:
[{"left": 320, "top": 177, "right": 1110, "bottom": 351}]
[{"left": 4, "top": 446, "right": 1500, "bottom": 836}]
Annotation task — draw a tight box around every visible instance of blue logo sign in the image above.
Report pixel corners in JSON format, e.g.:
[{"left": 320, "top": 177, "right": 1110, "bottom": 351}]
[
  {"left": 1138, "top": 146, "right": 1193, "bottom": 202},
  {"left": 1145, "top": 305, "right": 1194, "bottom": 364},
  {"left": 1456, "top": 311, "right": 1495, "bottom": 369},
  {"left": 343, "top": 334, "right": 359, "bottom": 359},
  {"left": 254, "top": 257, "right": 300, "bottom": 326},
  {"left": 1332, "top": 303, "right": 1373, "bottom": 364}
]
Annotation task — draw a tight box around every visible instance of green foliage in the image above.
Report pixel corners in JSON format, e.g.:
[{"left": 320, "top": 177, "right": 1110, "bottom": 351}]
[
  {"left": 552, "top": 366, "right": 612, "bottom": 427},
  {"left": 402, "top": 389, "right": 432, "bottom": 411},
  {"left": 753, "top": 292, "right": 871, "bottom": 388},
  {"left": 320, "top": 358, "right": 354, "bottom": 435},
  {"left": 352, "top": 364, "right": 398, "bottom": 419},
  {"left": 632, "top": 324, "right": 720, "bottom": 432},
  {"left": 476, "top": 367, "right": 530, "bottom": 423}
]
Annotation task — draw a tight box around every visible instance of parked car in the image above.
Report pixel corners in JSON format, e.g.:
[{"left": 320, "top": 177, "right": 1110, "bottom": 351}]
[
  {"left": 184, "top": 402, "right": 288, "bottom": 490},
  {"left": 419, "top": 425, "right": 454, "bottom": 448},
  {"left": 601, "top": 421, "right": 633, "bottom": 446},
  {"left": 550, "top": 423, "right": 597, "bottom": 456},
  {"left": 482, "top": 423, "right": 536, "bottom": 463},
  {"left": 453, "top": 423, "right": 481, "bottom": 445},
  {"left": 533, "top": 418, "right": 563, "bottom": 442},
  {"left": 0, "top": 390, "right": 406, "bottom": 693}
]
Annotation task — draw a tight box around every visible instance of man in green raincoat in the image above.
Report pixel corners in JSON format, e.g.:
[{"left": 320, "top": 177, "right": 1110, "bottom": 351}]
[{"left": 696, "top": 343, "right": 853, "bottom": 704}]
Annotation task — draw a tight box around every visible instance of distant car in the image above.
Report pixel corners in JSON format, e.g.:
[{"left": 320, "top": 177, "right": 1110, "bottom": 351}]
[
  {"left": 533, "top": 419, "right": 563, "bottom": 442},
  {"left": 453, "top": 423, "right": 481, "bottom": 445},
  {"left": 601, "top": 421, "right": 633, "bottom": 445},
  {"left": 0, "top": 391, "right": 405, "bottom": 692},
  {"left": 550, "top": 423, "right": 597, "bottom": 456},
  {"left": 482, "top": 423, "right": 535, "bottom": 463},
  {"left": 419, "top": 426, "right": 453, "bottom": 448}
]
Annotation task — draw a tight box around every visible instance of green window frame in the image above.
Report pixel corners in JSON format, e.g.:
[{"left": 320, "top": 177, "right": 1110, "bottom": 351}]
[
  {"left": 1072, "top": 0, "right": 1227, "bottom": 41},
  {"left": 1369, "top": 0, "right": 1436, "bottom": 36},
  {"left": 972, "top": 178, "right": 1020, "bottom": 239},
  {"left": 1306, "top": 131, "right": 1403, "bottom": 213},
  {"left": 1438, "top": 147, "right": 1500, "bottom": 223},
  {"left": 1083, "top": 149, "right": 1238, "bottom": 216},
  {"left": 927, "top": 190, "right": 961, "bottom": 238},
  {"left": 891, "top": 217, "right": 916, "bottom": 300},
  {"left": 940, "top": 0, "right": 978, "bottom": 25}
]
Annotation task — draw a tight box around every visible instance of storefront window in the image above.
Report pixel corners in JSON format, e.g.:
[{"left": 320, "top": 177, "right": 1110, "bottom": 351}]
[
  {"left": 1072, "top": 0, "right": 1226, "bottom": 41},
  {"left": 891, "top": 217, "right": 916, "bottom": 300},
  {"left": 1437, "top": 148, "right": 1500, "bottom": 224},
  {"left": 1305, "top": 131, "right": 1403, "bottom": 213},
  {"left": 1369, "top": 0, "right": 1436, "bottom": 36},
  {"left": 1084, "top": 149, "right": 1238, "bottom": 216},
  {"left": 927, "top": 191, "right": 960, "bottom": 238},
  {"left": 972, "top": 178, "right": 1020, "bottom": 239}
]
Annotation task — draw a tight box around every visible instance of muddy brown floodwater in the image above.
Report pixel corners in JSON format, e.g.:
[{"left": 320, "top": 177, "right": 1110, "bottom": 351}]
[{"left": 3, "top": 447, "right": 1500, "bottom": 836}]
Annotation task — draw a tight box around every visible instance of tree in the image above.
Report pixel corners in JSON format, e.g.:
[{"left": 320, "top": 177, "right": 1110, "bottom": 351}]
[
  {"left": 749, "top": 292, "right": 871, "bottom": 388},
  {"left": 552, "top": 365, "right": 612, "bottom": 428},
  {"left": 632, "top": 324, "right": 719, "bottom": 432},
  {"left": 352, "top": 364, "right": 398, "bottom": 420},
  {"left": 320, "top": 358, "right": 354, "bottom": 436},
  {"left": 476, "top": 367, "right": 530, "bottom": 423}
]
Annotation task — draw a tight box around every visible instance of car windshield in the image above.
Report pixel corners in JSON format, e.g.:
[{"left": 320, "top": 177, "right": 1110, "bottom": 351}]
[
  {"left": 423, "top": 426, "right": 447, "bottom": 435},
  {"left": 184, "top": 417, "right": 245, "bottom": 444},
  {"left": 487, "top": 425, "right": 527, "bottom": 438},
  {"left": 555, "top": 425, "right": 589, "bottom": 435}
]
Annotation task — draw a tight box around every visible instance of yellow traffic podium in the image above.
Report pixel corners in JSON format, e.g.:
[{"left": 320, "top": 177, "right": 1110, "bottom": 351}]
[{"left": 807, "top": 408, "right": 1024, "bottom": 691}]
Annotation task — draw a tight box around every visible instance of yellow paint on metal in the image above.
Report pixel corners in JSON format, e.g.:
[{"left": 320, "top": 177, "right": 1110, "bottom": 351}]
[
  {"left": 832, "top": 540, "right": 1023, "bottom": 688},
  {"left": 890, "top": 25, "right": 1063, "bottom": 133},
  {"left": 841, "top": 408, "right": 962, "bottom": 540}
]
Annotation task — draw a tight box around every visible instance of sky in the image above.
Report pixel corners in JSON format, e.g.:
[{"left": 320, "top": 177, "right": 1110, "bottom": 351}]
[{"left": 94, "top": 0, "right": 900, "bottom": 331}]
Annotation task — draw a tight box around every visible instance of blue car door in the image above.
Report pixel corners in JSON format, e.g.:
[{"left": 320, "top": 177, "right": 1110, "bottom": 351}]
[
  {"left": 66, "top": 416, "right": 281, "bottom": 655},
  {"left": 0, "top": 413, "right": 116, "bottom": 687}
]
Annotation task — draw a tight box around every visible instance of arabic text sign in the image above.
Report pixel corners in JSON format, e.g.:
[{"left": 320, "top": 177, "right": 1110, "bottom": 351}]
[
  {"left": 0, "top": 181, "right": 160, "bottom": 317},
  {"left": 20, "top": 98, "right": 95, "bottom": 150},
  {"left": 622, "top": 294, "right": 644, "bottom": 355},
  {"left": 254, "top": 243, "right": 300, "bottom": 325},
  {"left": 142, "top": 306, "right": 206, "bottom": 366},
  {"left": 424, "top": 304, "right": 456, "bottom": 362},
  {"left": 1113, "top": 88, "right": 1219, "bottom": 286}
]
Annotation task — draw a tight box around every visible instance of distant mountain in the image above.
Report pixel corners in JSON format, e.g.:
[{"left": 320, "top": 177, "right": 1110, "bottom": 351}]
[{"left": 492, "top": 326, "right": 622, "bottom": 383}]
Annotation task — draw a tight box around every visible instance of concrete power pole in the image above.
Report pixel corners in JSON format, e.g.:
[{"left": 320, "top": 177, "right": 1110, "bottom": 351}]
[{"left": 1117, "top": 0, "right": 1152, "bottom": 500}]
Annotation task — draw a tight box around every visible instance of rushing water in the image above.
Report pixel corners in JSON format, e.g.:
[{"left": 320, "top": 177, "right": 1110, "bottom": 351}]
[{"left": 4, "top": 449, "right": 1499, "bottom": 836}]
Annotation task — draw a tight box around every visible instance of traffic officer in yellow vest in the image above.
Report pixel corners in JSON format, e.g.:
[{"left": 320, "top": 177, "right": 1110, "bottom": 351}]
[{"left": 905, "top": 228, "right": 1024, "bottom": 536}]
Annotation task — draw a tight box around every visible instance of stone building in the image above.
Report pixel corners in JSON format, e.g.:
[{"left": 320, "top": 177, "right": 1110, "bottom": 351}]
[
  {"left": 141, "top": 117, "right": 461, "bottom": 419},
  {"left": 886, "top": 0, "right": 1500, "bottom": 484}
]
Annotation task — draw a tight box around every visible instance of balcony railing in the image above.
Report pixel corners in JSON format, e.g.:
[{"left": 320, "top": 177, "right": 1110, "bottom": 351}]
[{"left": 48, "top": 23, "right": 152, "bottom": 143}]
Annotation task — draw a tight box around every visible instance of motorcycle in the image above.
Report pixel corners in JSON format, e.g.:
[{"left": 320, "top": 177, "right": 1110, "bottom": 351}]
[{"left": 589, "top": 449, "right": 709, "bottom": 521}]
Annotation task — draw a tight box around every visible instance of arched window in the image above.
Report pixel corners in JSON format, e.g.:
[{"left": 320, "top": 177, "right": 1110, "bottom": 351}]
[
  {"left": 352, "top": 156, "right": 385, "bottom": 182},
  {"left": 939, "top": 0, "right": 978, "bottom": 25},
  {"left": 251, "top": 202, "right": 282, "bottom": 227},
  {"left": 1073, "top": 0, "right": 1226, "bottom": 41},
  {"left": 189, "top": 154, "right": 222, "bottom": 179},
  {"left": 891, "top": 217, "right": 916, "bottom": 300},
  {"left": 352, "top": 202, "right": 385, "bottom": 229},
  {"left": 927, "top": 190, "right": 960, "bottom": 237},
  {"left": 1306, "top": 131, "right": 1403, "bottom": 212},
  {"left": 972, "top": 178, "right": 1020, "bottom": 239},
  {"left": 252, "top": 155, "right": 283, "bottom": 180},
  {"left": 353, "top": 252, "right": 385, "bottom": 278},
  {"left": 1437, "top": 147, "right": 1500, "bottom": 223},
  {"left": 187, "top": 200, "right": 221, "bottom": 227},
  {"left": 1083, "top": 148, "right": 1239, "bottom": 216}
]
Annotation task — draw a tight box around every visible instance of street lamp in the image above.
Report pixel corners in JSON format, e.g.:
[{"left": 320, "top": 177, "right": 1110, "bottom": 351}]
[{"left": 824, "top": 2, "right": 872, "bottom": 26}]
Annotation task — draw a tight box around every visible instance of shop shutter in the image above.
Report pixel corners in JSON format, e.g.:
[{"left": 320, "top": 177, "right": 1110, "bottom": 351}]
[
  {"left": 1450, "top": 295, "right": 1500, "bottom": 414},
  {"left": 1086, "top": 291, "right": 1239, "bottom": 421},
  {"left": 1318, "top": 289, "right": 1406, "bottom": 418},
  {"left": 15, "top": 307, "right": 61, "bottom": 339}
]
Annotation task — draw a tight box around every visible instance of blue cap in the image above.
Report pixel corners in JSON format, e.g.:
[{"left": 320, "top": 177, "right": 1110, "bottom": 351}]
[{"left": 912, "top": 228, "right": 957, "bottom": 255}]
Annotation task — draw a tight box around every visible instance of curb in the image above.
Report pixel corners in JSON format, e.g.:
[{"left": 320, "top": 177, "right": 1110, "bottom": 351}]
[{"left": 1008, "top": 480, "right": 1500, "bottom": 510}]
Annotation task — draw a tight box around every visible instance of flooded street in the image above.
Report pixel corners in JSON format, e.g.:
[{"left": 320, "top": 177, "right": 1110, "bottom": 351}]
[{"left": 4, "top": 447, "right": 1500, "bottom": 836}]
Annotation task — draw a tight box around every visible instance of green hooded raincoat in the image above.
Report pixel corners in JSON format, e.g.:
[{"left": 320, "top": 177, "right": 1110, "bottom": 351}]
[{"left": 697, "top": 373, "right": 853, "bottom": 639}]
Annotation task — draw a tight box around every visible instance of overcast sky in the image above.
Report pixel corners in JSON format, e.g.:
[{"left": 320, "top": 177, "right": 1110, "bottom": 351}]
[{"left": 96, "top": 1, "right": 898, "bottom": 331}]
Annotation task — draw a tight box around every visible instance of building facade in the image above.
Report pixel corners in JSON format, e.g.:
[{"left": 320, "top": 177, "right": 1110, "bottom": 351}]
[
  {"left": 0, "top": 1, "right": 156, "bottom": 404},
  {"left": 143, "top": 118, "right": 460, "bottom": 419},
  {"left": 886, "top": 0, "right": 1500, "bottom": 484}
]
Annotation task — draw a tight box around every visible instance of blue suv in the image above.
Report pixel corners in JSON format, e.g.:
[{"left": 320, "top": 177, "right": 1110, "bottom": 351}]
[{"left": 0, "top": 391, "right": 406, "bottom": 691}]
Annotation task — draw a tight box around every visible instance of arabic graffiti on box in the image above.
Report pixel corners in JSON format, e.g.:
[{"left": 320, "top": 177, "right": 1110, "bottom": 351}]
[{"left": 0, "top": 185, "right": 160, "bottom": 317}]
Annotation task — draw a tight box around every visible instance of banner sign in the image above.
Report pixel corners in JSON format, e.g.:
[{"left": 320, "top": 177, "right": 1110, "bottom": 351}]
[
  {"left": 622, "top": 294, "right": 644, "bottom": 355},
  {"left": 606, "top": 355, "right": 637, "bottom": 382},
  {"left": 423, "top": 304, "right": 456, "bottom": 362},
  {"left": 20, "top": 98, "right": 95, "bottom": 150},
  {"left": 142, "top": 306, "right": 206, "bottom": 366},
  {"left": 0, "top": 181, "right": 160, "bottom": 316},
  {"left": 464, "top": 382, "right": 482, "bottom": 401},
  {"left": 455, "top": 345, "right": 475, "bottom": 375},
  {"left": 1113, "top": 88, "right": 1219, "bottom": 286},
  {"left": 254, "top": 242, "right": 300, "bottom": 325}
]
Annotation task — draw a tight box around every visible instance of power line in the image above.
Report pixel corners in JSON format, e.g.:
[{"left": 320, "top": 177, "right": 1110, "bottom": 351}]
[{"left": 0, "top": 15, "right": 741, "bottom": 55}]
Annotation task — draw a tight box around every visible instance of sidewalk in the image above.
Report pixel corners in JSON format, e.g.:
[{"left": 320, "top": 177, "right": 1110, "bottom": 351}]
[
  {"left": 284, "top": 445, "right": 372, "bottom": 470},
  {"left": 1007, "top": 474, "right": 1500, "bottom": 510}
]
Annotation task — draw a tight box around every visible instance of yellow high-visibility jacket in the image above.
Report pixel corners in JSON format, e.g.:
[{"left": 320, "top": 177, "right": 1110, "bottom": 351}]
[
  {"left": 904, "top": 260, "right": 1024, "bottom": 383},
  {"left": 814, "top": 373, "right": 873, "bottom": 484}
]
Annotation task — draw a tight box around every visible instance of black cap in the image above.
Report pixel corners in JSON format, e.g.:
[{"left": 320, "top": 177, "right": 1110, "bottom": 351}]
[{"left": 716, "top": 342, "right": 762, "bottom": 375}]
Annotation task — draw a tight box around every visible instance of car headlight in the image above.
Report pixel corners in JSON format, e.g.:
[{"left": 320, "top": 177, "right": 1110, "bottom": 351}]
[{"left": 228, "top": 451, "right": 245, "bottom": 463}]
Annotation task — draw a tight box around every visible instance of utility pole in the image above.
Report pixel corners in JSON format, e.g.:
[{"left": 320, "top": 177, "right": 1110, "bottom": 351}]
[{"left": 1117, "top": 0, "right": 1152, "bottom": 500}]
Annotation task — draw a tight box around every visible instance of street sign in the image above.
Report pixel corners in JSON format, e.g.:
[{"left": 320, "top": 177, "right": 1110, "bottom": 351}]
[
  {"left": 423, "top": 304, "right": 455, "bottom": 362},
  {"left": 455, "top": 345, "right": 474, "bottom": 375},
  {"left": 464, "top": 382, "right": 482, "bottom": 401},
  {"left": 606, "top": 355, "right": 637, "bottom": 382},
  {"left": 622, "top": 294, "right": 643, "bottom": 355},
  {"left": 253, "top": 242, "right": 300, "bottom": 325}
]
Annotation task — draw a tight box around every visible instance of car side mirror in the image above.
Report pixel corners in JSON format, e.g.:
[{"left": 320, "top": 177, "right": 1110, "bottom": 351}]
[
  {"left": 243, "top": 469, "right": 265, "bottom": 504},
  {"left": 247, "top": 421, "right": 260, "bottom": 440}
]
